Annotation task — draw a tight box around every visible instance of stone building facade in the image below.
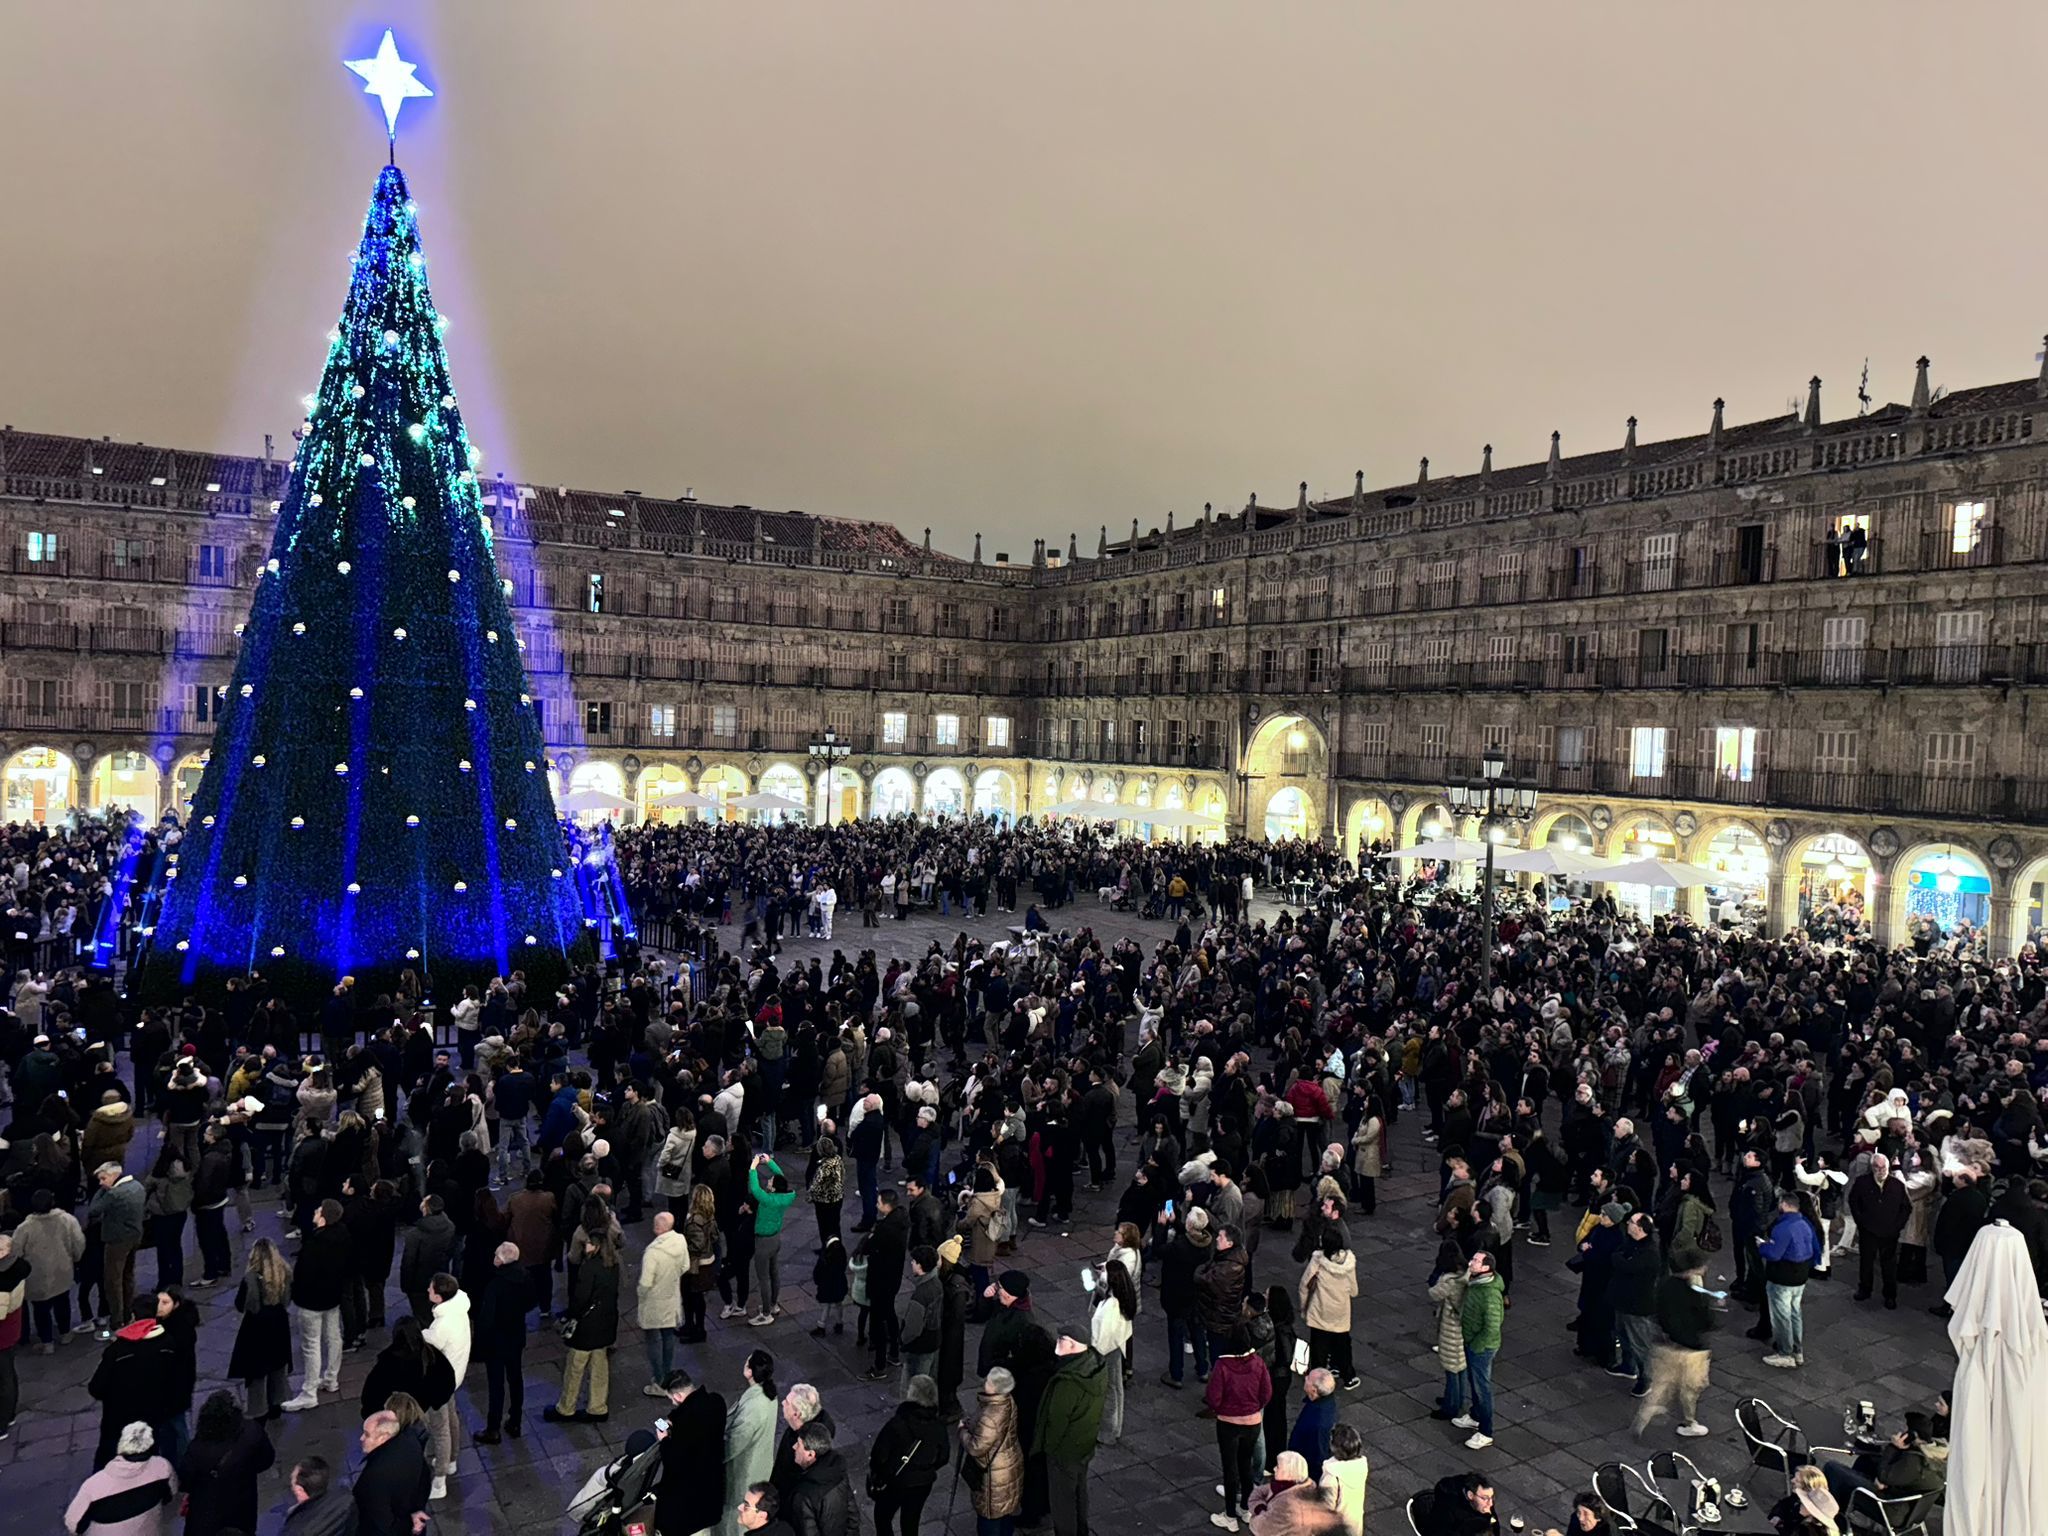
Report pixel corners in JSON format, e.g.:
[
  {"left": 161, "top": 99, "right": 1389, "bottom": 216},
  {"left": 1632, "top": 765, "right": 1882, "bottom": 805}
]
[{"left": 4, "top": 355, "right": 2048, "bottom": 949}]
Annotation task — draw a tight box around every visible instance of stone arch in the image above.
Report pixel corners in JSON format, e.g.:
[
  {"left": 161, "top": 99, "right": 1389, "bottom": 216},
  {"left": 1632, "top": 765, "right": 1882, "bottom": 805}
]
[
  {"left": 1531, "top": 808, "right": 1595, "bottom": 853},
  {"left": 1887, "top": 838, "right": 1993, "bottom": 942},
  {"left": 2, "top": 745, "right": 79, "bottom": 824},
  {"left": 1777, "top": 830, "right": 1877, "bottom": 939},
  {"left": 871, "top": 767, "right": 916, "bottom": 818},
  {"left": 2013, "top": 852, "right": 2048, "bottom": 954},
  {"left": 924, "top": 767, "right": 967, "bottom": 818},
  {"left": 700, "top": 763, "right": 749, "bottom": 819},
  {"left": 1343, "top": 796, "right": 1394, "bottom": 863},
  {"left": 170, "top": 752, "right": 208, "bottom": 821},
  {"left": 1607, "top": 810, "right": 1679, "bottom": 860},
  {"left": 973, "top": 768, "right": 1016, "bottom": 823},
  {"left": 1399, "top": 797, "right": 1456, "bottom": 847},
  {"left": 91, "top": 750, "right": 161, "bottom": 822},
  {"left": 1692, "top": 818, "right": 1771, "bottom": 926},
  {"left": 1242, "top": 711, "right": 1328, "bottom": 842},
  {"left": 637, "top": 763, "right": 694, "bottom": 823},
  {"left": 825, "top": 765, "right": 864, "bottom": 824}
]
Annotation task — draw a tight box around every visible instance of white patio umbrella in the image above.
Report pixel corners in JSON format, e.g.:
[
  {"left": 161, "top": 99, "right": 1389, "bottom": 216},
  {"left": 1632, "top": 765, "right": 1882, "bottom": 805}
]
[
  {"left": 645, "top": 787, "right": 718, "bottom": 811},
  {"left": 1045, "top": 799, "right": 1124, "bottom": 819},
  {"left": 1140, "top": 805, "right": 1225, "bottom": 830},
  {"left": 1385, "top": 836, "right": 1495, "bottom": 862},
  {"left": 1597, "top": 856, "right": 1719, "bottom": 888},
  {"left": 1945, "top": 1221, "right": 2048, "bottom": 1536},
  {"left": 1493, "top": 845, "right": 1614, "bottom": 878},
  {"left": 731, "top": 791, "right": 807, "bottom": 814},
  {"left": 557, "top": 787, "right": 630, "bottom": 815}
]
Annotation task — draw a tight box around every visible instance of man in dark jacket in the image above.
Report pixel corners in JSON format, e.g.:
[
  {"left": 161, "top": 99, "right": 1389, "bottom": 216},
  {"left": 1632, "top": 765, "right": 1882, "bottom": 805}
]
[
  {"left": 1634, "top": 1266, "right": 1717, "bottom": 1439},
  {"left": 788, "top": 1421, "right": 858, "bottom": 1536},
  {"left": 280, "top": 1455, "right": 358, "bottom": 1536},
  {"left": 285, "top": 1199, "right": 353, "bottom": 1410},
  {"left": 472, "top": 1242, "right": 534, "bottom": 1443},
  {"left": 86, "top": 1297, "right": 179, "bottom": 1467},
  {"left": 1609, "top": 1211, "right": 1664, "bottom": 1394},
  {"left": 400, "top": 1195, "right": 460, "bottom": 1324},
  {"left": 1194, "top": 1223, "right": 1251, "bottom": 1345},
  {"left": 1157, "top": 1215, "right": 1213, "bottom": 1386},
  {"left": 866, "top": 1375, "right": 949, "bottom": 1536},
  {"left": 352, "top": 1409, "right": 431, "bottom": 1536},
  {"left": 1848, "top": 1152, "right": 1912, "bottom": 1307},
  {"left": 1421, "top": 1472, "right": 1501, "bottom": 1535},
  {"left": 903, "top": 1175, "right": 947, "bottom": 1253},
  {"left": 1728, "top": 1151, "right": 1775, "bottom": 1300},
  {"left": 1074, "top": 1069, "right": 1118, "bottom": 1189},
  {"left": 861, "top": 1188, "right": 910, "bottom": 1380},
  {"left": 1931, "top": 1163, "right": 1992, "bottom": 1315},
  {"left": 976, "top": 1270, "right": 1047, "bottom": 1378},
  {"left": 896, "top": 1246, "right": 944, "bottom": 1384},
  {"left": 656, "top": 1366, "right": 728, "bottom": 1536},
  {"left": 1033, "top": 1334, "right": 1110, "bottom": 1536}
]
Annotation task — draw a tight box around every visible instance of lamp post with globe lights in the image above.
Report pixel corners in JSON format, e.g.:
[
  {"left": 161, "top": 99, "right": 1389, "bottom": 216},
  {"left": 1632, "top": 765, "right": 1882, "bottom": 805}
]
[{"left": 1446, "top": 748, "right": 1539, "bottom": 990}]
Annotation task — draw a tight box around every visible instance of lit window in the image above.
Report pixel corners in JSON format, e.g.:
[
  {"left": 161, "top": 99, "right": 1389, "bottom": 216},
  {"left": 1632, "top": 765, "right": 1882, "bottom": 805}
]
[
  {"left": 984, "top": 716, "right": 1011, "bottom": 749},
  {"left": 712, "top": 704, "right": 737, "bottom": 737},
  {"left": 26, "top": 531, "right": 58, "bottom": 563},
  {"left": 1630, "top": 726, "right": 1667, "bottom": 779},
  {"left": 1713, "top": 725, "right": 1757, "bottom": 782},
  {"left": 649, "top": 704, "right": 676, "bottom": 739},
  {"left": 1951, "top": 501, "right": 1987, "bottom": 555},
  {"left": 587, "top": 572, "right": 605, "bottom": 613},
  {"left": 882, "top": 711, "right": 908, "bottom": 744},
  {"left": 934, "top": 714, "right": 959, "bottom": 746}
]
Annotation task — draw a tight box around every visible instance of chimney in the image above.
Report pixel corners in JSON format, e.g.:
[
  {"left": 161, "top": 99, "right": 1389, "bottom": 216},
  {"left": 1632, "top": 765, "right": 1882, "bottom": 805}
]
[
  {"left": 1623, "top": 416, "right": 1637, "bottom": 462},
  {"left": 1911, "top": 356, "right": 1931, "bottom": 413},
  {"left": 1546, "top": 430, "right": 1561, "bottom": 478},
  {"left": 1480, "top": 443, "right": 1493, "bottom": 482},
  {"left": 1804, "top": 376, "right": 1822, "bottom": 430},
  {"left": 1417, "top": 456, "right": 1429, "bottom": 487}
]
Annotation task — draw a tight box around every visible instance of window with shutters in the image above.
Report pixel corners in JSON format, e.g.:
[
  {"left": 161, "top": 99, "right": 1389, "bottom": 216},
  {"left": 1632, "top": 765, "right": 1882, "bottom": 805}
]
[
  {"left": 1814, "top": 730, "right": 1858, "bottom": 775},
  {"left": 1098, "top": 719, "right": 1116, "bottom": 755},
  {"left": 1482, "top": 722, "right": 1511, "bottom": 759},
  {"left": 1206, "top": 651, "right": 1225, "bottom": 687},
  {"left": 26, "top": 531, "right": 59, "bottom": 564},
  {"left": 1066, "top": 719, "right": 1082, "bottom": 754},
  {"left": 1421, "top": 636, "right": 1452, "bottom": 668},
  {"left": 648, "top": 704, "right": 676, "bottom": 739},
  {"left": 984, "top": 716, "right": 1011, "bottom": 749},
  {"left": 1713, "top": 725, "right": 1758, "bottom": 782},
  {"left": 1357, "top": 722, "right": 1389, "bottom": 763},
  {"left": 1305, "top": 646, "right": 1325, "bottom": 684},
  {"left": 195, "top": 543, "right": 226, "bottom": 580},
  {"left": 1168, "top": 654, "right": 1186, "bottom": 690},
  {"left": 1418, "top": 722, "right": 1449, "bottom": 761},
  {"left": 1173, "top": 591, "right": 1191, "bottom": 627},
  {"left": 649, "top": 578, "right": 677, "bottom": 617},
  {"left": 771, "top": 705, "right": 800, "bottom": 739},
  {"left": 1630, "top": 725, "right": 1667, "bottom": 779},
  {"left": 1260, "top": 649, "right": 1279, "bottom": 686},
  {"left": 885, "top": 596, "right": 910, "bottom": 628},
  {"left": 1362, "top": 639, "right": 1393, "bottom": 674},
  {"left": 1638, "top": 627, "right": 1671, "bottom": 676},
  {"left": 880, "top": 710, "right": 907, "bottom": 744},
  {"left": 1946, "top": 500, "right": 1989, "bottom": 556},
  {"left": 936, "top": 655, "right": 961, "bottom": 687},
  {"left": 583, "top": 700, "right": 613, "bottom": 735},
  {"left": 1555, "top": 725, "right": 1590, "bottom": 769},
  {"left": 1641, "top": 532, "right": 1678, "bottom": 591},
  {"left": 1925, "top": 731, "right": 1975, "bottom": 777},
  {"left": 1821, "top": 615, "right": 1866, "bottom": 682},
  {"left": 1486, "top": 635, "right": 1515, "bottom": 673},
  {"left": 1423, "top": 558, "right": 1457, "bottom": 606},
  {"left": 1934, "top": 610, "right": 1986, "bottom": 682},
  {"left": 105, "top": 680, "right": 157, "bottom": 720},
  {"left": 1559, "top": 633, "right": 1593, "bottom": 677},
  {"left": 934, "top": 714, "right": 960, "bottom": 746},
  {"left": 586, "top": 572, "right": 606, "bottom": 613},
  {"left": 886, "top": 653, "right": 909, "bottom": 684},
  {"left": 938, "top": 600, "right": 960, "bottom": 633},
  {"left": 1165, "top": 718, "right": 1185, "bottom": 753},
  {"left": 1131, "top": 718, "right": 1147, "bottom": 752}
]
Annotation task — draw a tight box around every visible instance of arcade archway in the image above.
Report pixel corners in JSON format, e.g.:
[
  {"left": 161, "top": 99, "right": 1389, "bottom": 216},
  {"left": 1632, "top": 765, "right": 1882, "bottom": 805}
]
[
  {"left": 871, "top": 768, "right": 915, "bottom": 818},
  {"left": 92, "top": 751, "right": 160, "bottom": 822},
  {"left": 825, "top": 765, "right": 863, "bottom": 824},
  {"left": 637, "top": 763, "right": 694, "bottom": 823},
  {"left": 924, "top": 768, "right": 966, "bottom": 818},
  {"left": 170, "top": 753, "right": 208, "bottom": 821},
  {"left": 1344, "top": 797, "right": 1393, "bottom": 863},
  {"left": 1785, "top": 832, "right": 1873, "bottom": 934},
  {"left": 700, "top": 764, "right": 749, "bottom": 820},
  {"left": 2, "top": 746, "right": 78, "bottom": 825},
  {"left": 1242, "top": 713, "right": 1327, "bottom": 842},
  {"left": 758, "top": 762, "right": 808, "bottom": 824},
  {"left": 1697, "top": 822, "right": 1769, "bottom": 928},
  {"left": 1892, "top": 842, "right": 1992, "bottom": 938},
  {"left": 1264, "top": 786, "right": 1311, "bottom": 842}
]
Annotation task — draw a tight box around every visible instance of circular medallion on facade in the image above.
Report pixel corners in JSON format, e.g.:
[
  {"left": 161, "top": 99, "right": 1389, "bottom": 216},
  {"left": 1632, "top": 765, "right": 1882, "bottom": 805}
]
[
  {"left": 74, "top": 741, "right": 96, "bottom": 764},
  {"left": 1673, "top": 810, "right": 1699, "bottom": 838},
  {"left": 1113, "top": 770, "right": 1127, "bottom": 790},
  {"left": 684, "top": 755, "right": 701, "bottom": 776},
  {"left": 1988, "top": 835, "right": 2022, "bottom": 872},
  {"left": 1388, "top": 790, "right": 1408, "bottom": 814},
  {"left": 153, "top": 743, "right": 175, "bottom": 768},
  {"left": 1868, "top": 826, "right": 1901, "bottom": 860},
  {"left": 911, "top": 761, "right": 928, "bottom": 780},
  {"left": 1589, "top": 804, "right": 1612, "bottom": 831},
  {"left": 964, "top": 763, "right": 979, "bottom": 780},
  {"left": 622, "top": 754, "right": 641, "bottom": 778},
  {"left": 1765, "top": 819, "right": 1792, "bottom": 848},
  {"left": 554, "top": 751, "right": 575, "bottom": 773}
]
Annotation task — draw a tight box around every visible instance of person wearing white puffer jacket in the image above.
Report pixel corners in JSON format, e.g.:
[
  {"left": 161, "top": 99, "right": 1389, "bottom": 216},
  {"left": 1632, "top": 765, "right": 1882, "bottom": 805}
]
[{"left": 421, "top": 1273, "right": 471, "bottom": 1502}]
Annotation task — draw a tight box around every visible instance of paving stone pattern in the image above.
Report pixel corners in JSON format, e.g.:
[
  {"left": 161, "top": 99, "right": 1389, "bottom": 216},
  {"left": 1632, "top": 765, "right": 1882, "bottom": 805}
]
[{"left": 3, "top": 897, "right": 1960, "bottom": 1533}]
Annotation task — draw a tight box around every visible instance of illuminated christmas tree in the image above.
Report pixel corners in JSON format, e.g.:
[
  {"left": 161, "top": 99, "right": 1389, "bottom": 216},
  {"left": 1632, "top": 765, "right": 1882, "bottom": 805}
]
[{"left": 142, "top": 38, "right": 587, "bottom": 998}]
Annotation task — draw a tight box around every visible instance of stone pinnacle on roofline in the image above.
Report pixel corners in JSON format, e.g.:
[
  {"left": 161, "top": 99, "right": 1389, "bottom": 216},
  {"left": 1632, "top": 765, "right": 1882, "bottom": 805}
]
[
  {"left": 1805, "top": 376, "right": 1823, "bottom": 430},
  {"left": 1912, "top": 357, "right": 1931, "bottom": 414},
  {"left": 1623, "top": 416, "right": 1637, "bottom": 462}
]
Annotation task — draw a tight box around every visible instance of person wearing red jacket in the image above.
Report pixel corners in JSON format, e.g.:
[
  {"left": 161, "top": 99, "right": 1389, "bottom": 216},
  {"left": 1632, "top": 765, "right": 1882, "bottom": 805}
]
[{"left": 1205, "top": 1326, "right": 1273, "bottom": 1532}]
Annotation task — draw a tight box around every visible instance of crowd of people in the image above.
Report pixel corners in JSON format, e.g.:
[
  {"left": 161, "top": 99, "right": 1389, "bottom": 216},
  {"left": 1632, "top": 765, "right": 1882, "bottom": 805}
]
[{"left": 0, "top": 807, "right": 2037, "bottom": 1536}]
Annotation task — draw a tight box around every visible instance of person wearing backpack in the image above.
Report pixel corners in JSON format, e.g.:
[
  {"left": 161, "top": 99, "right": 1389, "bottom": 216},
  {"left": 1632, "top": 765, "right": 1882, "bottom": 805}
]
[{"left": 1666, "top": 1170, "right": 1720, "bottom": 1274}]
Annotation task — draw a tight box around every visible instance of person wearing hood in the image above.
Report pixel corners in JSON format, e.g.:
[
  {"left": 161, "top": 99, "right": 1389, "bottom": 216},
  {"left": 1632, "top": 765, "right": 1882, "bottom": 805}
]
[
  {"left": 422, "top": 1272, "right": 471, "bottom": 1497},
  {"left": 788, "top": 1419, "right": 859, "bottom": 1536},
  {"left": 866, "top": 1373, "right": 950, "bottom": 1536},
  {"left": 1034, "top": 1332, "right": 1110, "bottom": 1536},
  {"left": 1298, "top": 1229, "right": 1359, "bottom": 1391},
  {"left": 81, "top": 1090, "right": 136, "bottom": 1172},
  {"left": 64, "top": 1419, "right": 178, "bottom": 1536}
]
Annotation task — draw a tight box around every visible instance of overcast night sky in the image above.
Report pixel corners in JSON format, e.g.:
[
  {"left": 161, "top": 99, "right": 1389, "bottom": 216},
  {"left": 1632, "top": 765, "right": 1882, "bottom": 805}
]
[{"left": 4, "top": 3, "right": 2047, "bottom": 554}]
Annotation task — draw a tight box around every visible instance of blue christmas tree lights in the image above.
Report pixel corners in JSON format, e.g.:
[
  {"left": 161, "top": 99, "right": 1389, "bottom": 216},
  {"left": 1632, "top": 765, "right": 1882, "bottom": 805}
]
[{"left": 141, "top": 162, "right": 587, "bottom": 999}]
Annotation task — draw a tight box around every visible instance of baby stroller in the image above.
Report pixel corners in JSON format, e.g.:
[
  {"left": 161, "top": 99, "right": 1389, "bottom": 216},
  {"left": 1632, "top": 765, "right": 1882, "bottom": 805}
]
[{"left": 568, "top": 1430, "right": 663, "bottom": 1536}]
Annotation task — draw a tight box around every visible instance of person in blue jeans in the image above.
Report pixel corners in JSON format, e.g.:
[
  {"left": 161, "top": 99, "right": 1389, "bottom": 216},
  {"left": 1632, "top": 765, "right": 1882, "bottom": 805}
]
[
  {"left": 1156, "top": 1213, "right": 1212, "bottom": 1387},
  {"left": 1454, "top": 1250, "right": 1504, "bottom": 1449}
]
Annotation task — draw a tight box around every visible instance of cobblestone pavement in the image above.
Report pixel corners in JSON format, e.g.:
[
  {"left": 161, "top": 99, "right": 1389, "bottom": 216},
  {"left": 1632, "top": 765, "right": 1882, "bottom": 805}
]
[{"left": 5, "top": 896, "right": 1958, "bottom": 1533}]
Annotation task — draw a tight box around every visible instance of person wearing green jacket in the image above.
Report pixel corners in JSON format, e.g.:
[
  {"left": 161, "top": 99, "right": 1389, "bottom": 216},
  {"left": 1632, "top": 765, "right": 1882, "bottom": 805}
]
[
  {"left": 1034, "top": 1333, "right": 1110, "bottom": 1536},
  {"left": 1455, "top": 1250, "right": 1504, "bottom": 1450},
  {"left": 747, "top": 1154, "right": 797, "bottom": 1327}
]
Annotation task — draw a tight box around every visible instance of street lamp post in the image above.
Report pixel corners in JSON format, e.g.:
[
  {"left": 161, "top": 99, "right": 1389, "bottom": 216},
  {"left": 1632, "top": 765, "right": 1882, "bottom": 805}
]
[
  {"left": 1446, "top": 748, "right": 1539, "bottom": 991},
  {"left": 807, "top": 729, "right": 851, "bottom": 823}
]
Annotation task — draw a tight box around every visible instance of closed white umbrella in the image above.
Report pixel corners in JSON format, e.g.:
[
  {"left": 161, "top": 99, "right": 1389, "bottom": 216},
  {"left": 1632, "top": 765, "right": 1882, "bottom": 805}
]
[
  {"left": 1946, "top": 1221, "right": 2048, "bottom": 1536},
  {"left": 1598, "top": 856, "right": 1719, "bottom": 888},
  {"left": 1385, "top": 836, "right": 1495, "bottom": 862}
]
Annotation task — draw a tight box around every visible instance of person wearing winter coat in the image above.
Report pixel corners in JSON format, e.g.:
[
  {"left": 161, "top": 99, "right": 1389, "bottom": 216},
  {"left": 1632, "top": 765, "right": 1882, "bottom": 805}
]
[
  {"left": 721, "top": 1350, "right": 781, "bottom": 1536},
  {"left": 788, "top": 1420, "right": 860, "bottom": 1536},
  {"left": 1298, "top": 1233, "right": 1359, "bottom": 1389},
  {"left": 421, "top": 1274, "right": 472, "bottom": 1493},
  {"left": 1456, "top": 1251, "right": 1505, "bottom": 1449},
  {"left": 81, "top": 1093, "right": 136, "bottom": 1175},
  {"left": 867, "top": 1374, "right": 950, "bottom": 1536},
  {"left": 472, "top": 1243, "right": 534, "bottom": 1443},
  {"left": 1756, "top": 1193, "right": 1820, "bottom": 1368},
  {"left": 230, "top": 1239, "right": 295, "bottom": 1421},
  {"left": 655, "top": 1117, "right": 698, "bottom": 1215},
  {"left": 177, "top": 1390, "right": 275, "bottom": 1536},
  {"left": 89, "top": 1298, "right": 181, "bottom": 1468},
  {"left": 1207, "top": 1326, "right": 1274, "bottom": 1531},
  {"left": 1317, "top": 1422, "right": 1369, "bottom": 1536},
  {"left": 637, "top": 1211, "right": 691, "bottom": 1385},
  {"left": 1848, "top": 1152, "right": 1912, "bottom": 1307},
  {"left": 961, "top": 1366, "right": 1025, "bottom": 1528},
  {"left": 358, "top": 1317, "right": 455, "bottom": 1424},
  {"left": 352, "top": 1409, "right": 432, "bottom": 1536},
  {"left": 548, "top": 1226, "right": 621, "bottom": 1422},
  {"left": 14, "top": 1188, "right": 86, "bottom": 1347},
  {"left": 65, "top": 1420, "right": 178, "bottom": 1536},
  {"left": 1035, "top": 1334, "right": 1111, "bottom": 1536},
  {"left": 1195, "top": 1223, "right": 1252, "bottom": 1343}
]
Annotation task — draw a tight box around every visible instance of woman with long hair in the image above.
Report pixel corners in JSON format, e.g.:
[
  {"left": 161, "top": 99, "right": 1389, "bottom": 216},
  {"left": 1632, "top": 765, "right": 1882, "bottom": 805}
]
[
  {"left": 360, "top": 1315, "right": 455, "bottom": 1423},
  {"left": 230, "top": 1238, "right": 294, "bottom": 1420},
  {"left": 681, "top": 1182, "right": 718, "bottom": 1342},
  {"left": 720, "top": 1350, "right": 778, "bottom": 1536},
  {"left": 547, "top": 1223, "right": 621, "bottom": 1423},
  {"left": 1093, "top": 1261, "right": 1137, "bottom": 1446},
  {"left": 178, "top": 1388, "right": 275, "bottom": 1536}
]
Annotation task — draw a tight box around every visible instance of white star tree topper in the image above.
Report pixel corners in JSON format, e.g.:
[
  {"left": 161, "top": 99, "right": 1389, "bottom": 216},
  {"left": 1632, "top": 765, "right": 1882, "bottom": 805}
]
[{"left": 345, "top": 30, "right": 433, "bottom": 144}]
